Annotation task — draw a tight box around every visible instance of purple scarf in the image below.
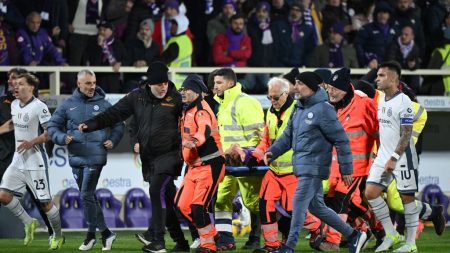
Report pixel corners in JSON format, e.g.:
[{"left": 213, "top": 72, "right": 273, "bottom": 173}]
[
  {"left": 146, "top": 1, "right": 161, "bottom": 16},
  {"left": 290, "top": 19, "right": 302, "bottom": 43},
  {"left": 226, "top": 28, "right": 244, "bottom": 51},
  {"left": 328, "top": 43, "right": 344, "bottom": 68},
  {"left": 86, "top": 0, "right": 100, "bottom": 25},
  {"left": 101, "top": 36, "right": 116, "bottom": 65},
  {"left": 377, "top": 22, "right": 390, "bottom": 36},
  {"left": 0, "top": 28, "right": 9, "bottom": 66}
]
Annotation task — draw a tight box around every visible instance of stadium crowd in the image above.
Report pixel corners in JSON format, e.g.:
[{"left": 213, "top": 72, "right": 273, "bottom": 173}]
[
  {"left": 0, "top": 0, "right": 449, "bottom": 95},
  {"left": 0, "top": 0, "right": 449, "bottom": 253}
]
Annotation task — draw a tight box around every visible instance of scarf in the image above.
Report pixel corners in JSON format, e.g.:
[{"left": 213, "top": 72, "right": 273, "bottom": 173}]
[
  {"left": 289, "top": 19, "right": 302, "bottom": 43},
  {"left": 101, "top": 36, "right": 116, "bottom": 65},
  {"left": 226, "top": 27, "right": 244, "bottom": 51},
  {"left": 254, "top": 16, "right": 273, "bottom": 45},
  {"left": 86, "top": 0, "right": 100, "bottom": 25},
  {"left": 398, "top": 37, "right": 414, "bottom": 59},
  {"left": 164, "top": 17, "right": 171, "bottom": 42},
  {"left": 377, "top": 22, "right": 390, "bottom": 36},
  {"left": 328, "top": 42, "right": 344, "bottom": 68},
  {"left": 146, "top": 1, "right": 160, "bottom": 16}
]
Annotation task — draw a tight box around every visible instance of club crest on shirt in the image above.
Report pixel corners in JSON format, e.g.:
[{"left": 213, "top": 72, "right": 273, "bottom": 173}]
[
  {"left": 23, "top": 113, "right": 29, "bottom": 122},
  {"left": 93, "top": 105, "right": 99, "bottom": 111},
  {"left": 387, "top": 107, "right": 392, "bottom": 117},
  {"left": 407, "top": 108, "right": 412, "bottom": 113}
]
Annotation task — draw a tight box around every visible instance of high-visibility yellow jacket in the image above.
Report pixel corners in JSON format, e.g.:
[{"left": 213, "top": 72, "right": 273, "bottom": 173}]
[{"left": 214, "top": 83, "right": 264, "bottom": 150}]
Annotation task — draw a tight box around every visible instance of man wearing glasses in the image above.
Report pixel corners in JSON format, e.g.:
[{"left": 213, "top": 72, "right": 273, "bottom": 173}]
[{"left": 252, "top": 77, "right": 322, "bottom": 252}]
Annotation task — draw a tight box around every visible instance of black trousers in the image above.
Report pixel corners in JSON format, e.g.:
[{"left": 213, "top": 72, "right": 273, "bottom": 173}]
[{"left": 148, "top": 174, "right": 186, "bottom": 244}]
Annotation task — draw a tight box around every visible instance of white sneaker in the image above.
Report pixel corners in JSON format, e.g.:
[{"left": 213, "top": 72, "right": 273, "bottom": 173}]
[
  {"left": 393, "top": 243, "right": 418, "bottom": 253},
  {"left": 79, "top": 238, "right": 96, "bottom": 251},
  {"left": 375, "top": 232, "right": 401, "bottom": 252},
  {"left": 102, "top": 233, "right": 116, "bottom": 251},
  {"left": 190, "top": 238, "right": 201, "bottom": 249}
]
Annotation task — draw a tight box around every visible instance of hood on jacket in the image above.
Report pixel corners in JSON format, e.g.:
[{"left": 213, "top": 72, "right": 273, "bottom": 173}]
[
  {"left": 172, "top": 14, "right": 189, "bottom": 35},
  {"left": 73, "top": 87, "right": 106, "bottom": 102}
]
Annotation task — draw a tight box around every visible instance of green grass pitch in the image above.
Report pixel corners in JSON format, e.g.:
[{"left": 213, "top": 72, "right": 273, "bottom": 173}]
[{"left": 0, "top": 228, "right": 448, "bottom": 252}]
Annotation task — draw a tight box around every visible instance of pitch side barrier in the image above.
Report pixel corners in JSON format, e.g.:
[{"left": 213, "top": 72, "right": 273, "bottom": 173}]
[{"left": 0, "top": 66, "right": 449, "bottom": 96}]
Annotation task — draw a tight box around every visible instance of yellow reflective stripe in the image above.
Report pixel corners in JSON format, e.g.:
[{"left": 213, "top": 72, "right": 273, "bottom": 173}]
[
  {"left": 412, "top": 131, "right": 420, "bottom": 137},
  {"left": 200, "top": 150, "right": 222, "bottom": 162},
  {"left": 223, "top": 131, "right": 260, "bottom": 142},
  {"left": 223, "top": 122, "right": 265, "bottom": 131},
  {"left": 347, "top": 130, "right": 366, "bottom": 138},
  {"left": 332, "top": 153, "right": 371, "bottom": 160},
  {"left": 413, "top": 105, "right": 424, "bottom": 121},
  {"left": 271, "top": 161, "right": 292, "bottom": 167}
]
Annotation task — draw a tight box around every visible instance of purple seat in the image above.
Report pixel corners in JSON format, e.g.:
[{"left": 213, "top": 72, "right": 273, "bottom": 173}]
[
  {"left": 95, "top": 188, "right": 125, "bottom": 228},
  {"left": 124, "top": 188, "right": 151, "bottom": 228},
  {"left": 22, "top": 192, "right": 45, "bottom": 225},
  {"left": 59, "top": 188, "right": 87, "bottom": 228},
  {"left": 421, "top": 184, "right": 450, "bottom": 222}
]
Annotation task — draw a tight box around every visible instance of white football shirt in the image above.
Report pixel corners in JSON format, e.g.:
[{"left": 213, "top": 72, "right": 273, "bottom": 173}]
[
  {"left": 11, "top": 97, "right": 51, "bottom": 170},
  {"left": 374, "top": 91, "right": 418, "bottom": 169}
]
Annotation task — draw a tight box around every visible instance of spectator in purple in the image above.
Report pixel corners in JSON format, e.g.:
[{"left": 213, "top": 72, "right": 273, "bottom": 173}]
[
  {"left": 15, "top": 0, "right": 69, "bottom": 54},
  {"left": 272, "top": 2, "right": 315, "bottom": 67},
  {"left": 391, "top": 0, "right": 425, "bottom": 56},
  {"left": 321, "top": 0, "right": 352, "bottom": 42},
  {"left": 16, "top": 12, "right": 66, "bottom": 66},
  {"left": 67, "top": 0, "right": 108, "bottom": 66},
  {"left": 386, "top": 25, "right": 421, "bottom": 93},
  {"left": 244, "top": 1, "right": 274, "bottom": 94},
  {"left": 309, "top": 22, "right": 359, "bottom": 68},
  {"left": 354, "top": 1, "right": 396, "bottom": 68},
  {"left": 207, "top": 0, "right": 237, "bottom": 46},
  {"left": 91, "top": 21, "right": 127, "bottom": 93},
  {"left": 212, "top": 13, "right": 252, "bottom": 67}
]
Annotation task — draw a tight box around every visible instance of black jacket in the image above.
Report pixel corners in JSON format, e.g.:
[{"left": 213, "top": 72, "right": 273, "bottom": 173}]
[{"left": 83, "top": 82, "right": 183, "bottom": 180}]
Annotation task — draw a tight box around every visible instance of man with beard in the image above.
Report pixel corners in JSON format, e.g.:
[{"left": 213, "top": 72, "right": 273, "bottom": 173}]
[
  {"left": 78, "top": 62, "right": 189, "bottom": 253},
  {"left": 212, "top": 13, "right": 252, "bottom": 67}
]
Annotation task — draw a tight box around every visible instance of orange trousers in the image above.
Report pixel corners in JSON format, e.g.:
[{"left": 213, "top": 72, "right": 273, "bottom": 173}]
[{"left": 175, "top": 162, "right": 225, "bottom": 250}]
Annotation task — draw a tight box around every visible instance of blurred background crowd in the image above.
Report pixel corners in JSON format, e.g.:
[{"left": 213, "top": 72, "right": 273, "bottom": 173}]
[{"left": 0, "top": 0, "right": 449, "bottom": 95}]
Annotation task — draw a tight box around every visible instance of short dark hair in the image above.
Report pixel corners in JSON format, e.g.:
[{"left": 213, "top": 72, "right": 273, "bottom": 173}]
[
  {"left": 7, "top": 68, "right": 28, "bottom": 78},
  {"left": 17, "top": 73, "right": 40, "bottom": 88},
  {"left": 230, "top": 13, "right": 245, "bottom": 23},
  {"left": 379, "top": 61, "right": 402, "bottom": 78},
  {"left": 213, "top": 68, "right": 237, "bottom": 84}
]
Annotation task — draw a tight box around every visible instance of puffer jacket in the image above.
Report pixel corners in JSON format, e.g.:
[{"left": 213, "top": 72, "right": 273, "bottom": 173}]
[
  {"left": 48, "top": 87, "right": 125, "bottom": 167},
  {"left": 268, "top": 88, "right": 352, "bottom": 179}
]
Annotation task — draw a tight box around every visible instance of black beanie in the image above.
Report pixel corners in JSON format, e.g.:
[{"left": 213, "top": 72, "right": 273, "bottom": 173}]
[
  {"left": 283, "top": 68, "right": 300, "bottom": 85},
  {"left": 146, "top": 61, "right": 169, "bottom": 85},
  {"left": 296, "top": 72, "right": 322, "bottom": 92},
  {"left": 314, "top": 68, "right": 332, "bottom": 84},
  {"left": 330, "top": 67, "right": 351, "bottom": 92},
  {"left": 182, "top": 74, "right": 208, "bottom": 94}
]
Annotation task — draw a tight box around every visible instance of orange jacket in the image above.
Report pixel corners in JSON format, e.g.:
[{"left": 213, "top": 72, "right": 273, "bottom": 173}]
[
  {"left": 330, "top": 88, "right": 379, "bottom": 178},
  {"left": 181, "top": 98, "right": 223, "bottom": 167}
]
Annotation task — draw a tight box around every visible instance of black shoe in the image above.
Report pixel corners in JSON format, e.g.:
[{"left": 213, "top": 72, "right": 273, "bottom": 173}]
[
  {"left": 136, "top": 231, "right": 153, "bottom": 246},
  {"left": 196, "top": 247, "right": 216, "bottom": 253},
  {"left": 242, "top": 238, "right": 260, "bottom": 250},
  {"left": 253, "top": 245, "right": 281, "bottom": 253},
  {"left": 142, "top": 241, "right": 166, "bottom": 253},
  {"left": 309, "top": 222, "right": 324, "bottom": 250},
  {"left": 171, "top": 240, "right": 190, "bottom": 252},
  {"left": 431, "top": 205, "right": 446, "bottom": 236}
]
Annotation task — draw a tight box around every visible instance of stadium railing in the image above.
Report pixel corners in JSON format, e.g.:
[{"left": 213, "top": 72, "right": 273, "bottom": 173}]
[{"left": 0, "top": 66, "right": 449, "bottom": 111}]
